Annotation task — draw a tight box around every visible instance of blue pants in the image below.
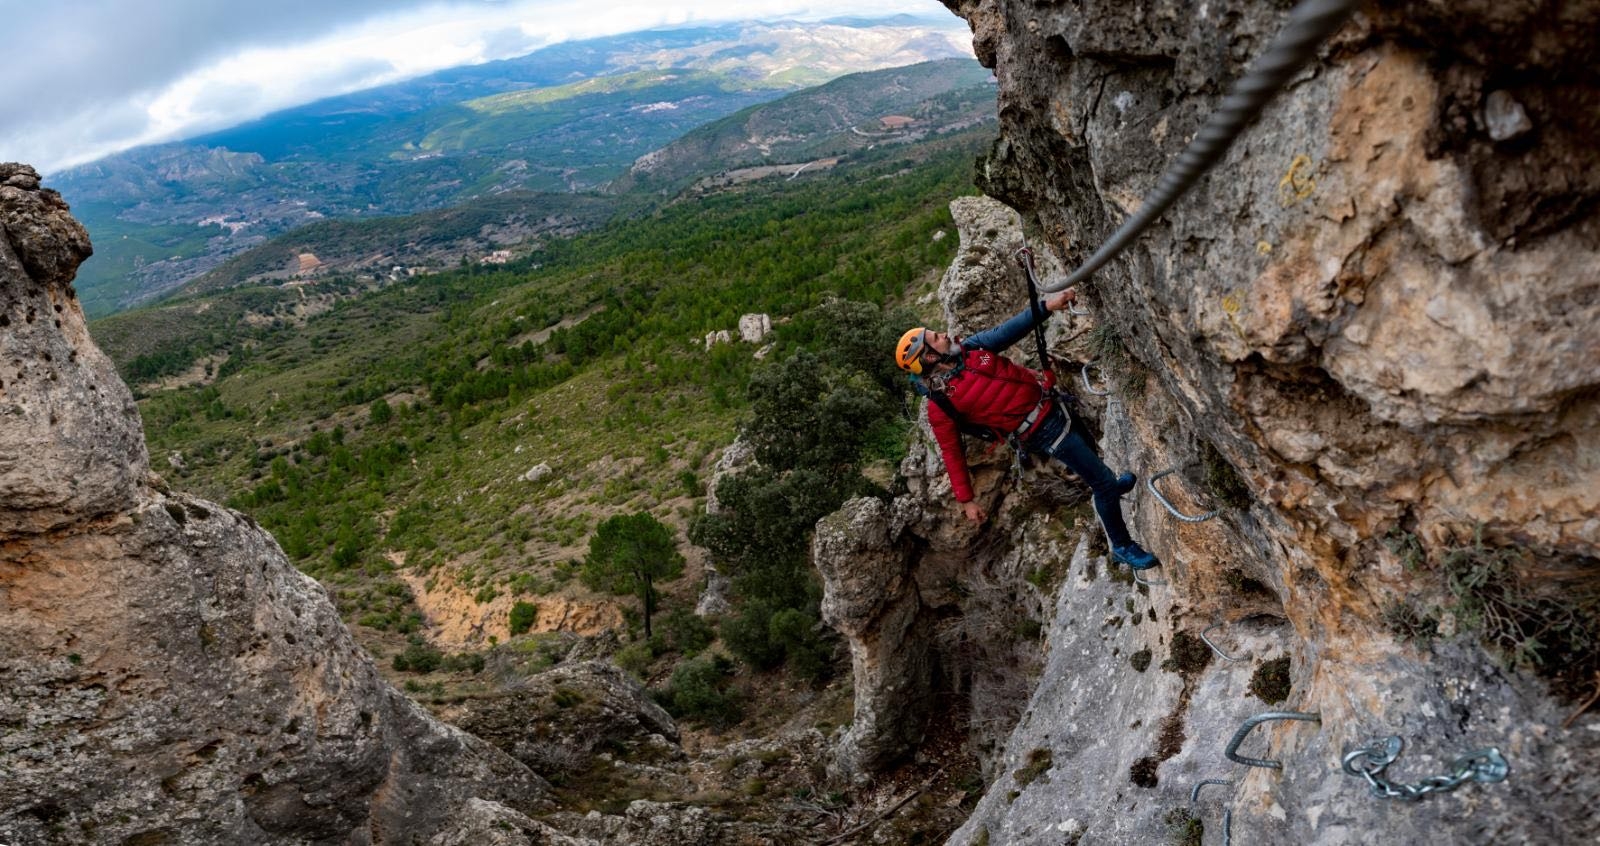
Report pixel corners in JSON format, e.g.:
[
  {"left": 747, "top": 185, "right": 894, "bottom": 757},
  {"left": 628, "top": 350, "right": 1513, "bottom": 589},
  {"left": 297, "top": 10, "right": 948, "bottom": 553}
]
[{"left": 1025, "top": 406, "right": 1134, "bottom": 548}]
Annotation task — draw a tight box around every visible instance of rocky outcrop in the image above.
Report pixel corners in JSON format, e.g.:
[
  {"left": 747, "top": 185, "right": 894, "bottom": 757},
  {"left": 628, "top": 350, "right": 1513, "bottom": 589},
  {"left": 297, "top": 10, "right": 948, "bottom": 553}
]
[
  {"left": 917, "top": 2, "right": 1599, "bottom": 844},
  {"left": 447, "top": 661, "right": 679, "bottom": 782},
  {"left": 0, "top": 162, "right": 546, "bottom": 844}
]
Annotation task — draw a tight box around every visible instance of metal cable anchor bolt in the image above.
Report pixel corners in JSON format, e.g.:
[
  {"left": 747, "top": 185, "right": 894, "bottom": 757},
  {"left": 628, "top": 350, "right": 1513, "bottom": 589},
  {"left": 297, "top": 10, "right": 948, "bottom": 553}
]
[
  {"left": 1225, "top": 711, "right": 1321, "bottom": 769},
  {"left": 1148, "top": 468, "right": 1223, "bottom": 523}
]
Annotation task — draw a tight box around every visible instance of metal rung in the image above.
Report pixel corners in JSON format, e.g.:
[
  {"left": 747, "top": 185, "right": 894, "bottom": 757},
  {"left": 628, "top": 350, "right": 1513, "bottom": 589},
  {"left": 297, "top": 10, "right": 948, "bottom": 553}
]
[
  {"left": 1081, "top": 361, "right": 1112, "bottom": 396},
  {"left": 1133, "top": 568, "right": 1166, "bottom": 587},
  {"left": 1225, "top": 711, "right": 1321, "bottom": 769},
  {"left": 1148, "top": 468, "right": 1222, "bottom": 522},
  {"left": 1201, "top": 621, "right": 1247, "bottom": 662},
  {"left": 1189, "top": 778, "right": 1233, "bottom": 805}
]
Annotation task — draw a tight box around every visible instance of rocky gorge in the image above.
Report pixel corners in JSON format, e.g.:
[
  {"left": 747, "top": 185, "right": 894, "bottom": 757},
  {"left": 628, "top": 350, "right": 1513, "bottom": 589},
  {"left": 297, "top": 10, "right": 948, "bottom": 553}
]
[{"left": 3, "top": 1, "right": 1598, "bottom": 844}]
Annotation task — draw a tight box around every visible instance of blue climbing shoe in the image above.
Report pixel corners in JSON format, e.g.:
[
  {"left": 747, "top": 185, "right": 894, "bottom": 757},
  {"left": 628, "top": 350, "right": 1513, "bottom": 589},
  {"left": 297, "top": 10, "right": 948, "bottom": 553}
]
[
  {"left": 1114, "top": 472, "right": 1137, "bottom": 497},
  {"left": 1113, "top": 543, "right": 1160, "bottom": 570}
]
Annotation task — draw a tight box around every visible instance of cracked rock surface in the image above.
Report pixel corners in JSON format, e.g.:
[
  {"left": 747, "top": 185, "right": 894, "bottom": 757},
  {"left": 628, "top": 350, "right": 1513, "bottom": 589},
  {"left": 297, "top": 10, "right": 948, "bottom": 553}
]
[{"left": 0, "top": 162, "right": 547, "bottom": 845}]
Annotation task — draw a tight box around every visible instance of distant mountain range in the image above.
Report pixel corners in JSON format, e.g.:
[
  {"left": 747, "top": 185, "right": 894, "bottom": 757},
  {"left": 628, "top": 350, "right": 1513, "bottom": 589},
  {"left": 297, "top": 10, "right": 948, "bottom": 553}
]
[
  {"left": 49, "top": 16, "right": 976, "bottom": 316},
  {"left": 173, "top": 59, "right": 993, "bottom": 296}
]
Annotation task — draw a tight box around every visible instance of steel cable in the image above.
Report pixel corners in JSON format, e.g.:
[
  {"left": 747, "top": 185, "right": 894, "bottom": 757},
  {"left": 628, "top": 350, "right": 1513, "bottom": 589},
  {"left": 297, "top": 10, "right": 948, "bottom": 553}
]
[{"left": 1040, "top": 0, "right": 1359, "bottom": 292}]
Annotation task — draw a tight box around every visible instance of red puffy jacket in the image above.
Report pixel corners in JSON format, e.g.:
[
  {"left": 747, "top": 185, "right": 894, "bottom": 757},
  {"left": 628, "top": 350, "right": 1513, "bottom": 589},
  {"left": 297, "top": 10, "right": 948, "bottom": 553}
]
[{"left": 927, "top": 347, "right": 1054, "bottom": 503}]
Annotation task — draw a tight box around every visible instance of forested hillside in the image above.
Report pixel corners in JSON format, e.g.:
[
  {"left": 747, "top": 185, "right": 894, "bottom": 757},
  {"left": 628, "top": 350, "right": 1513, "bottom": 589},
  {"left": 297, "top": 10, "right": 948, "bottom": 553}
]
[{"left": 106, "top": 134, "right": 984, "bottom": 700}]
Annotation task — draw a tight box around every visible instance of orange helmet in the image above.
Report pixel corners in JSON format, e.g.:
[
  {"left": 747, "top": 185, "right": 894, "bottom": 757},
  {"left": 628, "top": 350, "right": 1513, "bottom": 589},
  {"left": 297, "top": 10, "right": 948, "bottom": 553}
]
[{"left": 895, "top": 327, "right": 928, "bottom": 374}]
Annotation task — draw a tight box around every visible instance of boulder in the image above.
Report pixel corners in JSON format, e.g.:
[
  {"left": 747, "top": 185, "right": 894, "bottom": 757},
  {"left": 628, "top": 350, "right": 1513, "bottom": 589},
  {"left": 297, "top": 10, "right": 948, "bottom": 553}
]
[
  {"left": 737, "top": 312, "right": 772, "bottom": 343},
  {"left": 521, "top": 462, "right": 553, "bottom": 483}
]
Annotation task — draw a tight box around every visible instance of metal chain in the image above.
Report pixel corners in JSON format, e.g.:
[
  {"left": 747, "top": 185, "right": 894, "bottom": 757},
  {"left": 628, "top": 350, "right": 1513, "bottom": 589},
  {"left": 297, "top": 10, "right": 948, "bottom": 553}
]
[{"left": 1341, "top": 736, "right": 1510, "bottom": 801}]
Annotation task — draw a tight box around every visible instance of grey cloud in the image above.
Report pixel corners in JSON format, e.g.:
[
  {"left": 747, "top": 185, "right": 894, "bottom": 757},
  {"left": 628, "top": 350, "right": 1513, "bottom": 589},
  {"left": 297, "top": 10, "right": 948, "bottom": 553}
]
[{"left": 0, "top": 0, "right": 489, "bottom": 168}]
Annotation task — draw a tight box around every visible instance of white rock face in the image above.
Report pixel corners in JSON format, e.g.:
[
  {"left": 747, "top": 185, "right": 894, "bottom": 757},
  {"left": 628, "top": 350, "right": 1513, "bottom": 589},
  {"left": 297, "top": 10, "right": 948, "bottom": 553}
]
[
  {"left": 703, "top": 437, "right": 757, "bottom": 516},
  {"left": 703, "top": 329, "right": 732, "bottom": 350},
  {"left": 695, "top": 565, "right": 734, "bottom": 617},
  {"left": 737, "top": 312, "right": 772, "bottom": 343}
]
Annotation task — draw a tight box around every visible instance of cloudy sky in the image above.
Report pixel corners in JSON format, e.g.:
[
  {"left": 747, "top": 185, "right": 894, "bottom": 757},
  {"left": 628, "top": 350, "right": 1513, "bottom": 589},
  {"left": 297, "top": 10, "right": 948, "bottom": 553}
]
[{"left": 0, "top": 0, "right": 952, "bottom": 174}]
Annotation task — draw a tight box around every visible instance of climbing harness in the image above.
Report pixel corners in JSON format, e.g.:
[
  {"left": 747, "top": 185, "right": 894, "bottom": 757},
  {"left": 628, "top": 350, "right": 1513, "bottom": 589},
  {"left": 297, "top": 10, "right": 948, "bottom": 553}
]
[
  {"left": 1225, "top": 711, "right": 1321, "bottom": 769},
  {"left": 1037, "top": 0, "right": 1360, "bottom": 293},
  {"left": 1341, "top": 736, "right": 1509, "bottom": 801},
  {"left": 1148, "top": 468, "right": 1223, "bottom": 523},
  {"left": 1201, "top": 621, "right": 1248, "bottom": 663}
]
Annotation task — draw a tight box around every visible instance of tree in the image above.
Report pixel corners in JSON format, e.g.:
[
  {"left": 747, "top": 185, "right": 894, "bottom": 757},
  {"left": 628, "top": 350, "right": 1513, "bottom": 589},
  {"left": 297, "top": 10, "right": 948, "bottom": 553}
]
[
  {"left": 581, "top": 512, "right": 684, "bottom": 637},
  {"left": 509, "top": 601, "right": 538, "bottom": 636}
]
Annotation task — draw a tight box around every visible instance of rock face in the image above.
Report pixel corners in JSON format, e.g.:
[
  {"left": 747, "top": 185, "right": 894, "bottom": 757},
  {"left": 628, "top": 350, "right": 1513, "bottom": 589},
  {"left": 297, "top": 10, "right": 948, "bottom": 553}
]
[
  {"left": 0, "top": 163, "right": 546, "bottom": 844},
  {"left": 905, "top": 2, "right": 1600, "bottom": 844}
]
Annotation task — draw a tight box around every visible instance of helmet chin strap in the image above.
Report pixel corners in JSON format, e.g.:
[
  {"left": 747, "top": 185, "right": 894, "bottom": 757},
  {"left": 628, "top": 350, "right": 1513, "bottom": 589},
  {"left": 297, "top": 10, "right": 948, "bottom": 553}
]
[{"left": 932, "top": 345, "right": 964, "bottom": 373}]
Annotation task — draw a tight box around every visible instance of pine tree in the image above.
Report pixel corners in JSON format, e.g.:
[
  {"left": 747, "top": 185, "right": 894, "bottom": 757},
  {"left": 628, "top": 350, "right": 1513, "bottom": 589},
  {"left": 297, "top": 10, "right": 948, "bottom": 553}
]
[{"left": 581, "top": 512, "right": 684, "bottom": 637}]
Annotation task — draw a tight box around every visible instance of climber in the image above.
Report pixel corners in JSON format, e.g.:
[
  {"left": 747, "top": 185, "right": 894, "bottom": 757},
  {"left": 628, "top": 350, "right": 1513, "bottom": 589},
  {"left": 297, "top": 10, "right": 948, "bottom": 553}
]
[{"left": 895, "top": 291, "right": 1159, "bottom": 570}]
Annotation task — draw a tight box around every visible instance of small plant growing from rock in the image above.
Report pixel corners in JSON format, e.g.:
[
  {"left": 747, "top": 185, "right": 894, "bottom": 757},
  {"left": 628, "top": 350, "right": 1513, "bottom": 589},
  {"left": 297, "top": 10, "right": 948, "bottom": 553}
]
[
  {"left": 1160, "top": 630, "right": 1214, "bottom": 676},
  {"left": 1163, "top": 807, "right": 1204, "bottom": 846},
  {"left": 1013, "top": 747, "right": 1053, "bottom": 787},
  {"left": 1380, "top": 599, "right": 1439, "bottom": 644},
  {"left": 1249, "top": 656, "right": 1292, "bottom": 704},
  {"left": 1128, "top": 756, "right": 1159, "bottom": 788},
  {"left": 1198, "top": 439, "right": 1252, "bottom": 510},
  {"left": 1130, "top": 648, "right": 1152, "bottom": 672}
]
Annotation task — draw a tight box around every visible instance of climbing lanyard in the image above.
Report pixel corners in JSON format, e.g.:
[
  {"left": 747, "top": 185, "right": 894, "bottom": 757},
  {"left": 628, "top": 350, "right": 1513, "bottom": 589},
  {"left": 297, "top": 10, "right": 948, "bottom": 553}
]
[{"left": 1016, "top": 246, "right": 1053, "bottom": 373}]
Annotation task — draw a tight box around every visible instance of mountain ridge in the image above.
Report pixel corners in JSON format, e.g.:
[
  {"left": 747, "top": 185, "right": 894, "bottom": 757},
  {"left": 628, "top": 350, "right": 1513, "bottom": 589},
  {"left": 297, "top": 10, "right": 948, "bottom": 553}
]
[{"left": 49, "top": 16, "right": 974, "bottom": 316}]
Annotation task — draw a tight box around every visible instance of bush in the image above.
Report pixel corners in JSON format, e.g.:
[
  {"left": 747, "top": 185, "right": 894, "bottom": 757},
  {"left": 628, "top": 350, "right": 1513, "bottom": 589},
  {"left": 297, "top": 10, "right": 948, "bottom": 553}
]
[
  {"left": 721, "top": 600, "right": 785, "bottom": 670},
  {"left": 767, "top": 607, "right": 832, "bottom": 683},
  {"left": 509, "top": 601, "right": 538, "bottom": 636},
  {"left": 661, "top": 607, "right": 715, "bottom": 656},
  {"left": 393, "top": 637, "right": 443, "bottom": 673},
  {"left": 441, "top": 651, "right": 487, "bottom": 674},
  {"left": 614, "top": 640, "right": 655, "bottom": 678},
  {"left": 666, "top": 653, "right": 741, "bottom": 726}
]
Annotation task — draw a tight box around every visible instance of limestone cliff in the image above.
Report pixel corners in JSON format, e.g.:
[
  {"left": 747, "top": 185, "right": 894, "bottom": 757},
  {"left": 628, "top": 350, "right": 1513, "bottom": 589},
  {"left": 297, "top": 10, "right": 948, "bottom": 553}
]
[
  {"left": 819, "top": 2, "right": 1598, "bottom": 843},
  {"left": 0, "top": 163, "right": 547, "bottom": 845}
]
